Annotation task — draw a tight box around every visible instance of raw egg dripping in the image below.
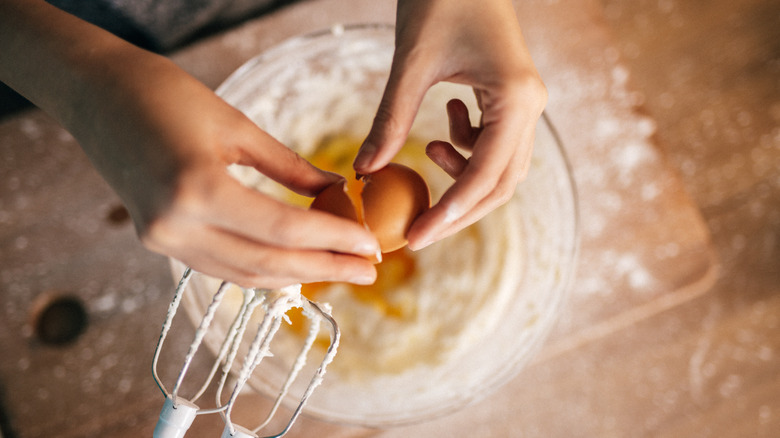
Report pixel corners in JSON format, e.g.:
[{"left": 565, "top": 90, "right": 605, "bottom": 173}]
[
  {"left": 311, "top": 162, "right": 431, "bottom": 254},
  {"left": 286, "top": 135, "right": 430, "bottom": 337}
]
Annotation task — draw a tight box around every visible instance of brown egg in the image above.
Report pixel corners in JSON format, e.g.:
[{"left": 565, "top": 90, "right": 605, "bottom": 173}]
[
  {"left": 361, "top": 163, "right": 431, "bottom": 252},
  {"left": 309, "top": 179, "right": 358, "bottom": 222},
  {"left": 311, "top": 163, "right": 431, "bottom": 255}
]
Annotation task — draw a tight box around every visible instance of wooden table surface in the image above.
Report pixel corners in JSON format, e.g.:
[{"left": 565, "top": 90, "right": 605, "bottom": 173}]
[
  {"left": 594, "top": 1, "right": 780, "bottom": 435},
  {"left": 0, "top": 0, "right": 777, "bottom": 437}
]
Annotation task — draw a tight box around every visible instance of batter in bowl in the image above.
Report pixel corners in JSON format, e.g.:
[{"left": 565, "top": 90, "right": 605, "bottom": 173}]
[
  {"left": 282, "top": 134, "right": 525, "bottom": 378},
  {"left": 184, "top": 27, "right": 576, "bottom": 426}
]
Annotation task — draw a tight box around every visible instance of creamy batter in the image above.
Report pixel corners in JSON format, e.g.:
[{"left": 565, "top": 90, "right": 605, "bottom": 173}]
[{"left": 225, "top": 134, "right": 524, "bottom": 379}]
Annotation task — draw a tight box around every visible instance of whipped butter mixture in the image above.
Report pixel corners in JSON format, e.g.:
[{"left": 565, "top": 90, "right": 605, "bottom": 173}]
[{"left": 232, "top": 135, "right": 525, "bottom": 378}]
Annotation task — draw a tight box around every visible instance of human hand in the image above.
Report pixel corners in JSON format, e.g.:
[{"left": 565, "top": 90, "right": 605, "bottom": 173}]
[
  {"left": 353, "top": 0, "right": 547, "bottom": 250},
  {"left": 0, "top": 0, "right": 379, "bottom": 289},
  {"left": 69, "top": 50, "right": 380, "bottom": 288}
]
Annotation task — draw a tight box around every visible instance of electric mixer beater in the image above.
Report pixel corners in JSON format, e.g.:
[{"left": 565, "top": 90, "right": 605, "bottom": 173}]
[{"left": 151, "top": 267, "right": 340, "bottom": 437}]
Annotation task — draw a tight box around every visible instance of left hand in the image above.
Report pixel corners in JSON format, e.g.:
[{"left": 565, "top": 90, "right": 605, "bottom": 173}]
[{"left": 353, "top": 0, "right": 547, "bottom": 250}]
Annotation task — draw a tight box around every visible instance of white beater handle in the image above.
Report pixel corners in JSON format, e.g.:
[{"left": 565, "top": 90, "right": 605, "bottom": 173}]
[
  {"left": 153, "top": 396, "right": 199, "bottom": 438},
  {"left": 221, "top": 424, "right": 259, "bottom": 438}
]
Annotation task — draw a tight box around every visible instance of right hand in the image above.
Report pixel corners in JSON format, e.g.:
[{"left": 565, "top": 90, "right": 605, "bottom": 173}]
[{"left": 353, "top": 0, "right": 547, "bottom": 250}]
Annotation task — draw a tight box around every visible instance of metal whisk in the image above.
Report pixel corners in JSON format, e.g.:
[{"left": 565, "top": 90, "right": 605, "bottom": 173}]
[{"left": 151, "top": 267, "right": 340, "bottom": 438}]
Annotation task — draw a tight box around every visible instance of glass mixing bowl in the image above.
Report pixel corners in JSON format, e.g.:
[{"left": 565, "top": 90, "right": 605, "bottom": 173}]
[{"left": 175, "top": 24, "right": 578, "bottom": 427}]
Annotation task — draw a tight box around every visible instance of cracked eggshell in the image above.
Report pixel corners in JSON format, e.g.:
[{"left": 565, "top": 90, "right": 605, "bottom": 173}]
[
  {"left": 311, "top": 163, "right": 430, "bottom": 254},
  {"left": 361, "top": 163, "right": 430, "bottom": 252},
  {"left": 310, "top": 179, "right": 358, "bottom": 222}
]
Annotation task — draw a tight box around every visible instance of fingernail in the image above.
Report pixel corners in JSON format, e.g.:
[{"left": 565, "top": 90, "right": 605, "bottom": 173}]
[
  {"left": 350, "top": 274, "right": 376, "bottom": 285},
  {"left": 444, "top": 202, "right": 462, "bottom": 224},
  {"left": 410, "top": 238, "right": 434, "bottom": 251},
  {"left": 324, "top": 170, "right": 345, "bottom": 183},
  {"left": 353, "top": 141, "right": 377, "bottom": 170},
  {"left": 409, "top": 231, "right": 435, "bottom": 251}
]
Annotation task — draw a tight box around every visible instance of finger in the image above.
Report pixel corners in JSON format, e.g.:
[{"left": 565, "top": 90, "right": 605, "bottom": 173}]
[
  {"left": 415, "top": 138, "right": 531, "bottom": 246},
  {"left": 195, "top": 172, "right": 380, "bottom": 257},
  {"left": 229, "top": 116, "right": 340, "bottom": 197},
  {"left": 172, "top": 250, "right": 302, "bottom": 290},
  {"left": 408, "top": 98, "right": 533, "bottom": 249},
  {"left": 175, "top": 225, "right": 377, "bottom": 288},
  {"left": 447, "top": 98, "right": 479, "bottom": 150},
  {"left": 353, "top": 56, "right": 434, "bottom": 173},
  {"left": 425, "top": 140, "right": 468, "bottom": 179}
]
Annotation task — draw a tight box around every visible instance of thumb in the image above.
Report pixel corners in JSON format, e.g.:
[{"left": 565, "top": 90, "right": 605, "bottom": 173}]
[{"left": 353, "top": 57, "right": 432, "bottom": 173}]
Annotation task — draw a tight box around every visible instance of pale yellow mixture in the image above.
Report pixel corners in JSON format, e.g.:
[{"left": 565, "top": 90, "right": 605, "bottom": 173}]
[{"left": 261, "top": 135, "right": 525, "bottom": 378}]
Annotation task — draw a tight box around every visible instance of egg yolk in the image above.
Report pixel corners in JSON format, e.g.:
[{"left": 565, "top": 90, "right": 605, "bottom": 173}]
[{"left": 286, "top": 247, "right": 416, "bottom": 342}]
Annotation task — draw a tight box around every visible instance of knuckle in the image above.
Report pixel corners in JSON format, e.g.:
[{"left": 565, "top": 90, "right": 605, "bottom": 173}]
[
  {"left": 323, "top": 252, "right": 353, "bottom": 277},
  {"left": 320, "top": 252, "right": 373, "bottom": 284},
  {"left": 493, "top": 190, "right": 513, "bottom": 207},
  {"left": 286, "top": 150, "right": 312, "bottom": 175},
  {"left": 492, "top": 179, "right": 518, "bottom": 206},
  {"left": 284, "top": 152, "right": 333, "bottom": 197},
  {"left": 371, "top": 102, "right": 405, "bottom": 141},
  {"left": 248, "top": 250, "right": 304, "bottom": 286},
  {"left": 504, "top": 71, "right": 548, "bottom": 112},
  {"left": 135, "top": 172, "right": 219, "bottom": 253},
  {"left": 250, "top": 250, "right": 280, "bottom": 275},
  {"left": 266, "top": 214, "right": 307, "bottom": 248},
  {"left": 137, "top": 212, "right": 179, "bottom": 252},
  {"left": 171, "top": 172, "right": 219, "bottom": 217},
  {"left": 515, "top": 164, "right": 530, "bottom": 182}
]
